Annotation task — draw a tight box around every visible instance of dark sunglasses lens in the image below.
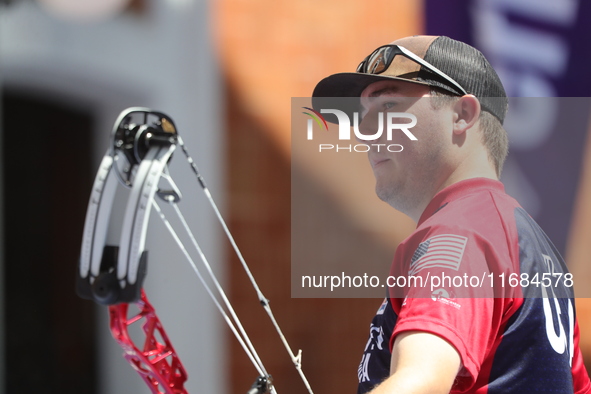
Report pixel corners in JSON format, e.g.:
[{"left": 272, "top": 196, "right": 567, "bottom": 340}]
[
  {"left": 356, "top": 57, "right": 368, "bottom": 73},
  {"left": 365, "top": 46, "right": 393, "bottom": 74}
]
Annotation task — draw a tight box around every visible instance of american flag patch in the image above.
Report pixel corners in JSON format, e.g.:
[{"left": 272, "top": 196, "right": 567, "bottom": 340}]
[{"left": 408, "top": 234, "right": 468, "bottom": 276}]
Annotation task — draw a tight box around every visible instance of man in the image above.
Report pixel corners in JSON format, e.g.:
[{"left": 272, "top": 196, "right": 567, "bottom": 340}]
[{"left": 312, "top": 36, "right": 591, "bottom": 393}]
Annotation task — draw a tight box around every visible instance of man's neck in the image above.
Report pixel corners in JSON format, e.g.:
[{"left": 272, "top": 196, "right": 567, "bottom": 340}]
[{"left": 408, "top": 168, "right": 498, "bottom": 223}]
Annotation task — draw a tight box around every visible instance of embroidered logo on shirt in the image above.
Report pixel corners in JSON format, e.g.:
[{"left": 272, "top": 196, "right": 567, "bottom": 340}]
[
  {"left": 431, "top": 288, "right": 461, "bottom": 309},
  {"left": 408, "top": 234, "right": 468, "bottom": 276}
]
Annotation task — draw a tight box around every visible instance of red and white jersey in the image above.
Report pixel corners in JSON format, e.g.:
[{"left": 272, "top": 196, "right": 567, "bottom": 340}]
[{"left": 358, "top": 178, "right": 591, "bottom": 393}]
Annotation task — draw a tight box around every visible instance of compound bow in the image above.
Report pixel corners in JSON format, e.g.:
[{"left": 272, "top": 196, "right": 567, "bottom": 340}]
[{"left": 76, "top": 108, "right": 313, "bottom": 394}]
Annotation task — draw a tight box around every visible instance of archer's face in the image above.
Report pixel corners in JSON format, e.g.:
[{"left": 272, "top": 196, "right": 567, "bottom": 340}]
[{"left": 358, "top": 80, "right": 455, "bottom": 218}]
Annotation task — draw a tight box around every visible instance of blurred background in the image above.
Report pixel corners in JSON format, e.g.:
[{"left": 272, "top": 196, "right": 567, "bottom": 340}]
[{"left": 1, "top": 0, "right": 591, "bottom": 393}]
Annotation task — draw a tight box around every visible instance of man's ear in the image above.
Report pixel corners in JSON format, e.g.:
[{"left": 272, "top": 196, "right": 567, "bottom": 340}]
[{"left": 452, "top": 95, "right": 481, "bottom": 136}]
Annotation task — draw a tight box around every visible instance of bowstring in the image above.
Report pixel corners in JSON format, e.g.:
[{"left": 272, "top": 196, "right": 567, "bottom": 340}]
[
  {"left": 151, "top": 201, "right": 269, "bottom": 382},
  {"left": 176, "top": 136, "right": 314, "bottom": 394},
  {"left": 168, "top": 201, "right": 275, "bottom": 385}
]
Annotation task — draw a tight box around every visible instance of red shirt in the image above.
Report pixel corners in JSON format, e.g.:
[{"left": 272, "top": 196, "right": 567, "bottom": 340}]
[{"left": 358, "top": 178, "right": 591, "bottom": 393}]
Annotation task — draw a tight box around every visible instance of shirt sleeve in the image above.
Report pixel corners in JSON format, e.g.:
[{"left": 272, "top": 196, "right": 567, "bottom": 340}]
[
  {"left": 389, "top": 227, "right": 508, "bottom": 391},
  {"left": 392, "top": 296, "right": 496, "bottom": 390}
]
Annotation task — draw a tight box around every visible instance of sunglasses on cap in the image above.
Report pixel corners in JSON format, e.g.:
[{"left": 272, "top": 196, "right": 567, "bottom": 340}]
[{"left": 356, "top": 45, "right": 468, "bottom": 96}]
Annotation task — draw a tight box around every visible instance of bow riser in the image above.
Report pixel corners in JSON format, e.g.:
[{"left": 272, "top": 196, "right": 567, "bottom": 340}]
[{"left": 110, "top": 290, "right": 188, "bottom": 394}]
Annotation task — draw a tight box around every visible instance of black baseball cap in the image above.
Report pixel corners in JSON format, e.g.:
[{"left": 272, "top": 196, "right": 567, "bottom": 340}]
[{"left": 312, "top": 35, "right": 508, "bottom": 124}]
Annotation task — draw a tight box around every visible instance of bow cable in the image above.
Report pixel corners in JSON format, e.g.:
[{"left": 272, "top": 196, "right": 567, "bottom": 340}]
[
  {"left": 175, "top": 136, "right": 314, "bottom": 394},
  {"left": 151, "top": 201, "right": 273, "bottom": 387}
]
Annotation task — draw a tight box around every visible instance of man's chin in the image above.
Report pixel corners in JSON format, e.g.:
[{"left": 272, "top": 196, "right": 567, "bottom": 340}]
[
  {"left": 375, "top": 184, "right": 398, "bottom": 206},
  {"left": 376, "top": 183, "right": 413, "bottom": 212}
]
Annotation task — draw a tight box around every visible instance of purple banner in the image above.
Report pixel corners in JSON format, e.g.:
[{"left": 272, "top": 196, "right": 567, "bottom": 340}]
[{"left": 425, "top": 0, "right": 591, "bottom": 255}]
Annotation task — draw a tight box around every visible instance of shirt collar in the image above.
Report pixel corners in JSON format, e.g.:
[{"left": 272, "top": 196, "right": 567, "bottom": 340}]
[{"left": 417, "top": 177, "right": 505, "bottom": 226}]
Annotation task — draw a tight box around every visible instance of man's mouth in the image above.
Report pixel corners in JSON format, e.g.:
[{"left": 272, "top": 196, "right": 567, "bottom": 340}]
[{"left": 370, "top": 157, "right": 390, "bottom": 168}]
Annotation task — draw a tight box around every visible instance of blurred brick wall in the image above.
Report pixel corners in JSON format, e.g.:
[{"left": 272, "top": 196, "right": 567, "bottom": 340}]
[
  {"left": 213, "top": 1, "right": 422, "bottom": 392},
  {"left": 224, "top": 84, "right": 388, "bottom": 392}
]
